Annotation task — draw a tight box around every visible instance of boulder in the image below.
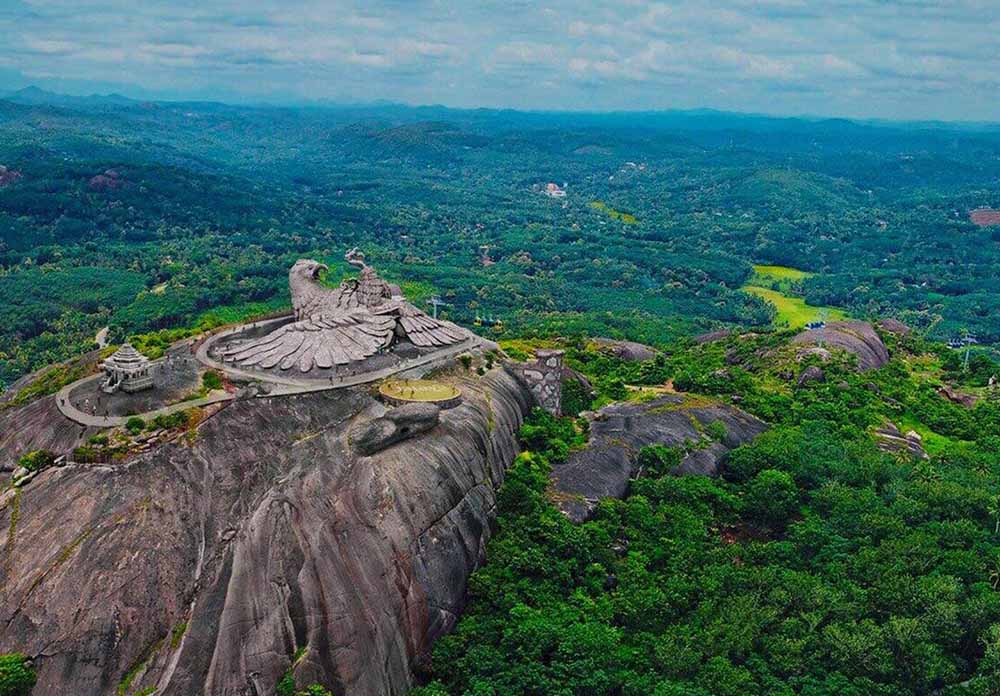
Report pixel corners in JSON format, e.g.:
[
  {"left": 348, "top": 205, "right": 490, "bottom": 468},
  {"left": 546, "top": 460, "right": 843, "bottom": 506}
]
[
  {"left": 591, "top": 337, "right": 659, "bottom": 362},
  {"left": 693, "top": 329, "right": 732, "bottom": 345},
  {"left": 0, "top": 394, "right": 97, "bottom": 470},
  {"left": 792, "top": 321, "right": 890, "bottom": 371},
  {"left": 352, "top": 402, "right": 441, "bottom": 455},
  {"left": 797, "top": 346, "right": 831, "bottom": 362},
  {"left": 938, "top": 385, "right": 977, "bottom": 408},
  {"left": 550, "top": 395, "right": 768, "bottom": 522},
  {"left": 875, "top": 421, "right": 928, "bottom": 459},
  {"left": 877, "top": 318, "right": 911, "bottom": 336},
  {"left": 797, "top": 366, "right": 826, "bottom": 386}
]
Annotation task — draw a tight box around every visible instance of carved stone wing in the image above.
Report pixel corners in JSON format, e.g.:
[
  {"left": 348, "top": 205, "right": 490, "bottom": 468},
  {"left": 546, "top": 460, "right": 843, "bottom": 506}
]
[
  {"left": 221, "top": 312, "right": 395, "bottom": 372},
  {"left": 391, "top": 303, "right": 468, "bottom": 348}
]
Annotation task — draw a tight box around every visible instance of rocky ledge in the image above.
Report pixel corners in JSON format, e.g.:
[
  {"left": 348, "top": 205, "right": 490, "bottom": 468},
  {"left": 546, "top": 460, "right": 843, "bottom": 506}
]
[
  {"left": 552, "top": 394, "right": 768, "bottom": 522},
  {"left": 0, "top": 368, "right": 531, "bottom": 696},
  {"left": 792, "top": 320, "right": 890, "bottom": 371}
]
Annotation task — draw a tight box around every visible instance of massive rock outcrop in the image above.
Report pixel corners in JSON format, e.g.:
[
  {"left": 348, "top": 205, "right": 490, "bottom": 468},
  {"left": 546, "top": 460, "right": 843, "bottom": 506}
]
[
  {"left": 0, "top": 368, "right": 532, "bottom": 696},
  {"left": 792, "top": 321, "right": 890, "bottom": 371},
  {"left": 553, "top": 394, "right": 768, "bottom": 522},
  {"left": 591, "top": 337, "right": 659, "bottom": 362}
]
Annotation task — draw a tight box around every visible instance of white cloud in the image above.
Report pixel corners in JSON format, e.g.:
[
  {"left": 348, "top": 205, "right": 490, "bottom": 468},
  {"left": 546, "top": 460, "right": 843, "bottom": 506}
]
[{"left": 1, "top": 0, "right": 998, "bottom": 119}]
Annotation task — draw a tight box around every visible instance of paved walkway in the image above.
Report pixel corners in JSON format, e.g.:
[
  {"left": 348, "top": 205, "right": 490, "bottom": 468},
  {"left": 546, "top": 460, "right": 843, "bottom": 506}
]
[
  {"left": 55, "top": 318, "right": 490, "bottom": 428},
  {"left": 55, "top": 372, "right": 236, "bottom": 428}
]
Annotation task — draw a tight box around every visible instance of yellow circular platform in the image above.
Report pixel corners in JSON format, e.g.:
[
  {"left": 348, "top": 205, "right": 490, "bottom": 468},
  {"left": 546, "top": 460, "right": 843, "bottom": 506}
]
[{"left": 378, "top": 379, "right": 462, "bottom": 406}]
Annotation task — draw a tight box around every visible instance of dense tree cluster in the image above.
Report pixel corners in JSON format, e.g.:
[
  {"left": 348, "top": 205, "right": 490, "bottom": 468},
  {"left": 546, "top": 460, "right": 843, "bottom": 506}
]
[
  {"left": 412, "top": 332, "right": 1000, "bottom": 695},
  {"left": 2, "top": 98, "right": 999, "bottom": 392}
]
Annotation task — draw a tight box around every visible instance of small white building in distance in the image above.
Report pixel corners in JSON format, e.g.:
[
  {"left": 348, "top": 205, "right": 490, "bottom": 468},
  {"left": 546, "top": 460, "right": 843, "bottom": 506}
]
[
  {"left": 100, "top": 343, "right": 155, "bottom": 394},
  {"left": 544, "top": 182, "right": 567, "bottom": 198}
]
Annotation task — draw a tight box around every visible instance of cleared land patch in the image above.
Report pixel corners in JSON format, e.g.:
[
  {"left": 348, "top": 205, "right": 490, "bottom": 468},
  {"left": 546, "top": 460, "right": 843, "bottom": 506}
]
[
  {"left": 970, "top": 208, "right": 1000, "bottom": 227},
  {"left": 590, "top": 201, "right": 638, "bottom": 224},
  {"left": 742, "top": 285, "right": 848, "bottom": 329},
  {"left": 752, "top": 264, "right": 814, "bottom": 282}
]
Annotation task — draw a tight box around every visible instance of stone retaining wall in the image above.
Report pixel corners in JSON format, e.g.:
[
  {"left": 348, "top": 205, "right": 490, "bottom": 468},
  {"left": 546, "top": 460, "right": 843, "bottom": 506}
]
[{"left": 505, "top": 348, "right": 564, "bottom": 415}]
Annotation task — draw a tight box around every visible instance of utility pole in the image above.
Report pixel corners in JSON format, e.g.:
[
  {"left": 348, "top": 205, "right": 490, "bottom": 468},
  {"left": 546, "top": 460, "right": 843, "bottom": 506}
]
[
  {"left": 427, "top": 296, "right": 448, "bottom": 320},
  {"left": 962, "top": 329, "right": 976, "bottom": 373}
]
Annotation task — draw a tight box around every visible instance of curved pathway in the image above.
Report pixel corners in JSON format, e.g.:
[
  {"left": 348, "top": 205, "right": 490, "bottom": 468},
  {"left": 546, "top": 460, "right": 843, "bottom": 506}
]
[
  {"left": 56, "top": 318, "right": 492, "bottom": 428},
  {"left": 55, "top": 372, "right": 235, "bottom": 428}
]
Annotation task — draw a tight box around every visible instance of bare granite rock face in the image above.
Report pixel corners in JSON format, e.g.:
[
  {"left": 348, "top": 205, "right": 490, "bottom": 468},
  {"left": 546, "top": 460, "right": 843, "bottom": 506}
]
[
  {"left": 877, "top": 318, "right": 911, "bottom": 336},
  {"left": 875, "top": 421, "right": 928, "bottom": 459},
  {"left": 592, "top": 337, "right": 659, "bottom": 362},
  {"left": 692, "top": 329, "right": 732, "bottom": 345},
  {"left": 797, "top": 365, "right": 826, "bottom": 387},
  {"left": 938, "top": 385, "right": 977, "bottom": 408},
  {"left": 0, "top": 369, "right": 531, "bottom": 696},
  {"left": 553, "top": 395, "right": 768, "bottom": 522},
  {"left": 0, "top": 395, "right": 95, "bottom": 471},
  {"left": 792, "top": 321, "right": 890, "bottom": 371}
]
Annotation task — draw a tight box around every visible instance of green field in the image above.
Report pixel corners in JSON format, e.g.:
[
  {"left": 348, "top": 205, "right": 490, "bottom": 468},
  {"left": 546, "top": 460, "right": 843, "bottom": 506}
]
[
  {"left": 742, "top": 285, "right": 847, "bottom": 329},
  {"left": 589, "top": 200, "right": 639, "bottom": 224},
  {"left": 751, "top": 264, "right": 814, "bottom": 282}
]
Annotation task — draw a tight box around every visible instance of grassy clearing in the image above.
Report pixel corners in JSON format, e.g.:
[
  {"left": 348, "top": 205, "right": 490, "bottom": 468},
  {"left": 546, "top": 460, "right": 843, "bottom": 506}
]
[
  {"left": 897, "top": 414, "right": 964, "bottom": 457},
  {"left": 499, "top": 338, "right": 561, "bottom": 362},
  {"left": 590, "top": 200, "right": 639, "bottom": 224},
  {"left": 752, "top": 264, "right": 814, "bottom": 282},
  {"left": 742, "top": 285, "right": 848, "bottom": 329}
]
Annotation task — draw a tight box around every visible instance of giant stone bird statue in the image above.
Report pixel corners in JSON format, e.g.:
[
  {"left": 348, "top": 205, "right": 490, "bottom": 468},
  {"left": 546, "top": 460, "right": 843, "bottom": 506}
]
[{"left": 220, "top": 249, "right": 468, "bottom": 372}]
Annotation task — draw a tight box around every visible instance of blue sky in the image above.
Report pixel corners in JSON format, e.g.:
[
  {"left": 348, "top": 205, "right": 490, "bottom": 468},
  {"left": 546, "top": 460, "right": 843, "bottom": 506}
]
[{"left": 1, "top": 0, "right": 998, "bottom": 120}]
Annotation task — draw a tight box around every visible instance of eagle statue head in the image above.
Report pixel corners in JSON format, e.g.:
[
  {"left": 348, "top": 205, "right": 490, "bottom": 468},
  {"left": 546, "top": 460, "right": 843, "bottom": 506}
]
[{"left": 290, "top": 259, "right": 328, "bottom": 281}]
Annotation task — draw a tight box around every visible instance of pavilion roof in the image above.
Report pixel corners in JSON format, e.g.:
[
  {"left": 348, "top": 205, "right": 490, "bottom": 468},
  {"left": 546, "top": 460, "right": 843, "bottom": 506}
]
[{"left": 103, "top": 343, "right": 150, "bottom": 368}]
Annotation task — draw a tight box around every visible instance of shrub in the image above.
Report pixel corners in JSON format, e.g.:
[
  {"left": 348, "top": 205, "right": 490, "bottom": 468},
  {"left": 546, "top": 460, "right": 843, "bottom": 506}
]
[
  {"left": 125, "top": 417, "right": 145, "bottom": 435},
  {"left": 202, "top": 370, "right": 223, "bottom": 391},
  {"left": 18, "top": 449, "right": 55, "bottom": 473},
  {"left": 744, "top": 469, "right": 799, "bottom": 529},
  {"left": 518, "top": 408, "right": 582, "bottom": 462},
  {"left": 88, "top": 433, "right": 109, "bottom": 446},
  {"left": 459, "top": 354, "right": 473, "bottom": 370},
  {"left": 596, "top": 375, "right": 628, "bottom": 402},
  {"left": 297, "top": 686, "right": 334, "bottom": 696},
  {"left": 0, "top": 653, "right": 36, "bottom": 696},
  {"left": 706, "top": 420, "right": 728, "bottom": 442},
  {"left": 149, "top": 411, "right": 190, "bottom": 431},
  {"left": 276, "top": 674, "right": 334, "bottom": 696},
  {"left": 637, "top": 444, "right": 683, "bottom": 478},
  {"left": 71, "top": 446, "right": 103, "bottom": 463},
  {"left": 276, "top": 672, "right": 296, "bottom": 696},
  {"left": 561, "top": 378, "right": 593, "bottom": 417}
]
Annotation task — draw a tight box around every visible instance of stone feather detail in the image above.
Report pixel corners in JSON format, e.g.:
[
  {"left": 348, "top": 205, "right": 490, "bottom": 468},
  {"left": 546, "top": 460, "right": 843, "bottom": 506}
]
[
  {"left": 393, "top": 304, "right": 468, "bottom": 347},
  {"left": 224, "top": 256, "right": 471, "bottom": 372},
  {"left": 222, "top": 312, "right": 395, "bottom": 371}
]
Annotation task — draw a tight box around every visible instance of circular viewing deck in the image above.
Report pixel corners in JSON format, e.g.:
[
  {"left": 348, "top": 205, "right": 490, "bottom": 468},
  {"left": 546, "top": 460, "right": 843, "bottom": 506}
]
[{"left": 378, "top": 379, "right": 463, "bottom": 409}]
